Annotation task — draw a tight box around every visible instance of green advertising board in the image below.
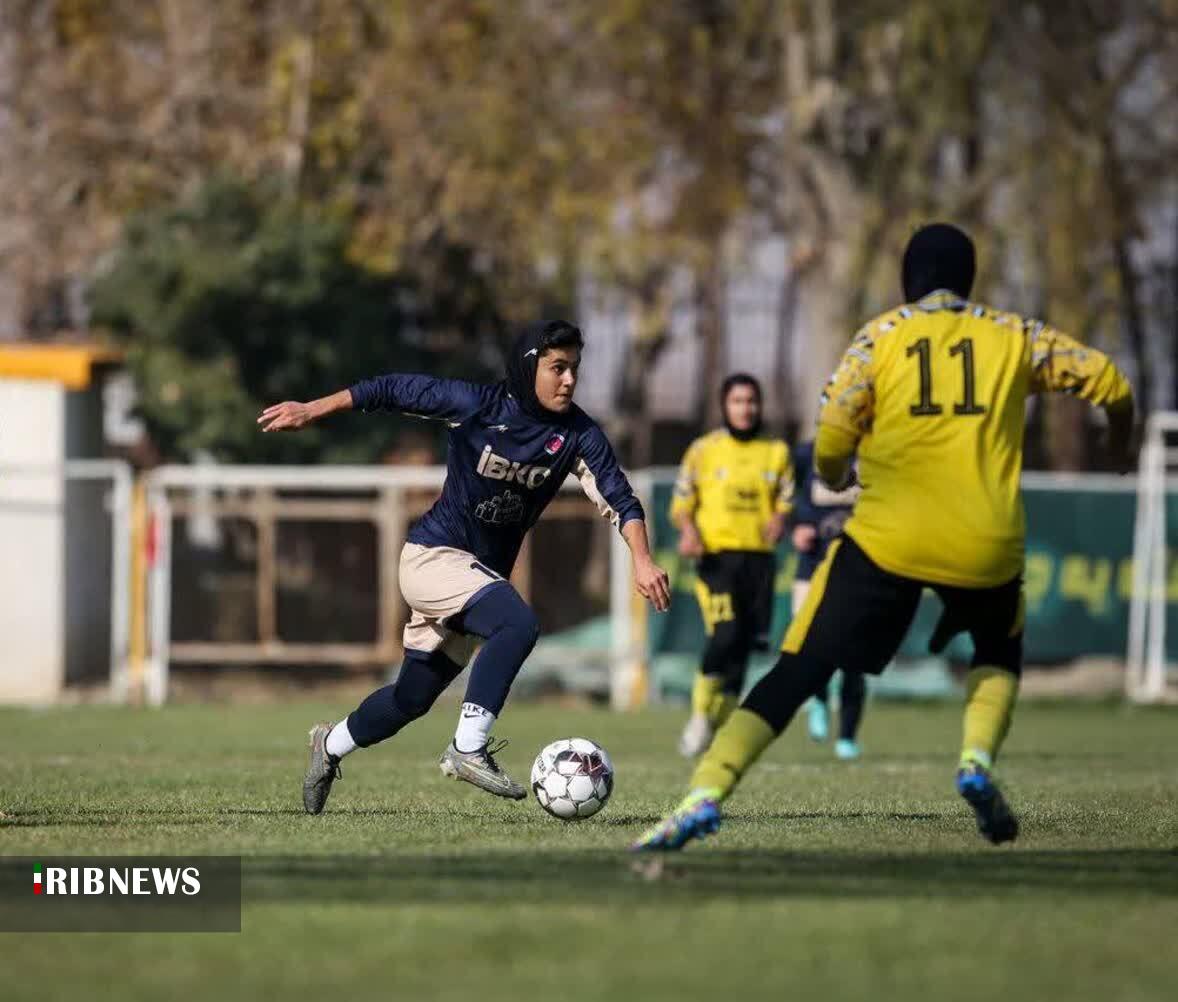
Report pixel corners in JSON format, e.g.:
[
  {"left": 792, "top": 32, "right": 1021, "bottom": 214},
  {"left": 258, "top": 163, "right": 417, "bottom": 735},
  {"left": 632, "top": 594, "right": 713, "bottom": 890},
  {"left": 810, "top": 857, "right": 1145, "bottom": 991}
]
[{"left": 649, "top": 475, "right": 1173, "bottom": 673}]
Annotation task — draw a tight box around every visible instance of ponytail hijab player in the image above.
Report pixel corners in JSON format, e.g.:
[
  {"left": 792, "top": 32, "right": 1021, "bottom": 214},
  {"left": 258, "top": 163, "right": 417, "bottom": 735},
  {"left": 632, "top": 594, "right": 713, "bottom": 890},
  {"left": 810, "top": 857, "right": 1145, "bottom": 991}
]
[{"left": 259, "top": 321, "right": 671, "bottom": 811}]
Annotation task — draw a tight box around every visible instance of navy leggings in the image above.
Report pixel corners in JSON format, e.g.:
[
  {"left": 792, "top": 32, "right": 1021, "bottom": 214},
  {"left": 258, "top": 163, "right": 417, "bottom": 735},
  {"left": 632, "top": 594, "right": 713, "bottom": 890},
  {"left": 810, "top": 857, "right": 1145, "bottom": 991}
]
[{"left": 347, "top": 582, "right": 539, "bottom": 747}]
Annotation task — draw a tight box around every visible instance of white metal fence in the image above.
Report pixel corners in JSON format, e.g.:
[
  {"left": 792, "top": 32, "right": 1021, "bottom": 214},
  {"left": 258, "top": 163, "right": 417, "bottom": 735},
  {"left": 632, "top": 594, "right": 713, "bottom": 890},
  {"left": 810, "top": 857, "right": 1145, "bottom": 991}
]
[
  {"left": 6, "top": 458, "right": 1177, "bottom": 707},
  {"left": 142, "top": 464, "right": 650, "bottom": 709}
]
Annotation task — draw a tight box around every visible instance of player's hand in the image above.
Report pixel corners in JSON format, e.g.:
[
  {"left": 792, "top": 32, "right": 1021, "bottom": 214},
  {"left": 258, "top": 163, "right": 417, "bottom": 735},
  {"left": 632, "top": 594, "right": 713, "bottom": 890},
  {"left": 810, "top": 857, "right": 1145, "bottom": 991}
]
[
  {"left": 791, "top": 524, "right": 818, "bottom": 553},
  {"left": 677, "top": 522, "right": 704, "bottom": 558},
  {"left": 1108, "top": 441, "right": 1136, "bottom": 476},
  {"left": 1104, "top": 406, "right": 1136, "bottom": 475},
  {"left": 1106, "top": 424, "right": 1138, "bottom": 475},
  {"left": 258, "top": 401, "right": 316, "bottom": 432},
  {"left": 634, "top": 557, "right": 671, "bottom": 612},
  {"left": 763, "top": 513, "right": 787, "bottom": 546}
]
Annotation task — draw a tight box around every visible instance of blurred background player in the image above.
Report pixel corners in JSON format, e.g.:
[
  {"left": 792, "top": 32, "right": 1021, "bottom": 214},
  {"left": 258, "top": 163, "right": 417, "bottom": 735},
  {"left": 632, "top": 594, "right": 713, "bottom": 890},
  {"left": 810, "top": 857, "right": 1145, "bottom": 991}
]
[
  {"left": 634, "top": 222, "right": 1135, "bottom": 852},
  {"left": 671, "top": 374, "right": 794, "bottom": 757},
  {"left": 790, "top": 438, "right": 866, "bottom": 760},
  {"left": 259, "top": 320, "right": 671, "bottom": 813}
]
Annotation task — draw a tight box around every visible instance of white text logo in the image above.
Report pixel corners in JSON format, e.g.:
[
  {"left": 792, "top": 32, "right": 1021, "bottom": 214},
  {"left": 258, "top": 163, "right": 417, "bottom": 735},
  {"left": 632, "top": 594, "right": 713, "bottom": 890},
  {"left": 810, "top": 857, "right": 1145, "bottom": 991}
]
[
  {"left": 40, "top": 867, "right": 202, "bottom": 896},
  {"left": 476, "top": 446, "right": 552, "bottom": 489}
]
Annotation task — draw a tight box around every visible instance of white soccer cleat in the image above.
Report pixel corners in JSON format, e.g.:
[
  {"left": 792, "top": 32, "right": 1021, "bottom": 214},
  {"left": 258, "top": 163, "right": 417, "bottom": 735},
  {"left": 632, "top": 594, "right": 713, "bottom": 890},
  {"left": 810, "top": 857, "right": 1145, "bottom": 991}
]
[{"left": 678, "top": 713, "right": 715, "bottom": 758}]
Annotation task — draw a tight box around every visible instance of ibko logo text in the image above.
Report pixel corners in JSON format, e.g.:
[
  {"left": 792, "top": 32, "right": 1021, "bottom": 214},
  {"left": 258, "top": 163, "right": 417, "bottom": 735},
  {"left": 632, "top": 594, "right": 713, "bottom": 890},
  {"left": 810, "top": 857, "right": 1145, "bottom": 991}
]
[
  {"left": 476, "top": 445, "right": 552, "bottom": 489},
  {"left": 32, "top": 861, "right": 201, "bottom": 896}
]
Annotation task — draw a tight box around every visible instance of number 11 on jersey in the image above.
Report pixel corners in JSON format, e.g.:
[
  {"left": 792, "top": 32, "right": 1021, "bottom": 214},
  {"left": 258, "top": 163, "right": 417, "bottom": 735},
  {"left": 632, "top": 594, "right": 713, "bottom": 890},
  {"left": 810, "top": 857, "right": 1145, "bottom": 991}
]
[{"left": 906, "top": 337, "right": 987, "bottom": 417}]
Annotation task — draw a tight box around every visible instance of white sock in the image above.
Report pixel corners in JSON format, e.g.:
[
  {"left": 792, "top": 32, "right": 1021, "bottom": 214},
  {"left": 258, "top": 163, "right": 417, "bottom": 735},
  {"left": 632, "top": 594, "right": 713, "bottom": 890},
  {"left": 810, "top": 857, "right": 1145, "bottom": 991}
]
[
  {"left": 325, "top": 719, "right": 357, "bottom": 759},
  {"left": 454, "top": 702, "right": 495, "bottom": 753}
]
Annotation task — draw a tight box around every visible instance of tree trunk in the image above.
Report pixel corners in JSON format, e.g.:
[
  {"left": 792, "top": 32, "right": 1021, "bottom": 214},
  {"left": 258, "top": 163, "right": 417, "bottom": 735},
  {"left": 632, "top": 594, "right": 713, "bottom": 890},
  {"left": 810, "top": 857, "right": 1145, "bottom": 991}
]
[
  {"left": 1172, "top": 203, "right": 1178, "bottom": 412},
  {"left": 772, "top": 261, "right": 800, "bottom": 438},
  {"left": 280, "top": 0, "right": 319, "bottom": 190},
  {"left": 695, "top": 249, "right": 727, "bottom": 429},
  {"left": 613, "top": 274, "right": 671, "bottom": 466}
]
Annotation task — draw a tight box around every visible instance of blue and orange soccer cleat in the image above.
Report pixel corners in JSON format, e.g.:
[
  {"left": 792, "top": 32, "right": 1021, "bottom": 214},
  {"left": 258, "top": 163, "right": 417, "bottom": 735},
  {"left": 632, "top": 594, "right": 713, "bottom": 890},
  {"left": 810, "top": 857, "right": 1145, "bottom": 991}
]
[
  {"left": 956, "top": 762, "right": 1019, "bottom": 845},
  {"left": 630, "top": 793, "right": 722, "bottom": 852}
]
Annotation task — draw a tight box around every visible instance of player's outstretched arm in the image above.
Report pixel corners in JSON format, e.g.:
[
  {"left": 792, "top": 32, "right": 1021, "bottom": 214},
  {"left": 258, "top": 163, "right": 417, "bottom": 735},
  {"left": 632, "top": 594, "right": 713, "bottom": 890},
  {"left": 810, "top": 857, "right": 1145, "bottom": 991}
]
[
  {"left": 258, "top": 389, "right": 354, "bottom": 432},
  {"left": 622, "top": 519, "right": 671, "bottom": 612},
  {"left": 260, "top": 374, "right": 493, "bottom": 433},
  {"left": 1029, "top": 323, "right": 1137, "bottom": 472}
]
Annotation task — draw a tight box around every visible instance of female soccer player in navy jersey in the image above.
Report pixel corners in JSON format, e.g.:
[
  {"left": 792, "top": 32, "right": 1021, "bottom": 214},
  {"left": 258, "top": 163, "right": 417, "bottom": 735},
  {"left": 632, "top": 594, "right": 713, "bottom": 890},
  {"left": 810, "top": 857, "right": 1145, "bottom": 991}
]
[{"left": 259, "top": 320, "right": 670, "bottom": 813}]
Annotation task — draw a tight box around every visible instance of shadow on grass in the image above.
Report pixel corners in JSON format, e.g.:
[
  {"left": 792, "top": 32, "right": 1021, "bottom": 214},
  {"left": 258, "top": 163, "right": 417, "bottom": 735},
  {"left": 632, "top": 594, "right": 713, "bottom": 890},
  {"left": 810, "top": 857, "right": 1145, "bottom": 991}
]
[
  {"left": 726, "top": 812, "right": 945, "bottom": 823},
  {"left": 2, "top": 805, "right": 549, "bottom": 826},
  {"left": 243, "top": 848, "right": 1178, "bottom": 905},
  {"left": 0, "top": 805, "right": 961, "bottom": 829}
]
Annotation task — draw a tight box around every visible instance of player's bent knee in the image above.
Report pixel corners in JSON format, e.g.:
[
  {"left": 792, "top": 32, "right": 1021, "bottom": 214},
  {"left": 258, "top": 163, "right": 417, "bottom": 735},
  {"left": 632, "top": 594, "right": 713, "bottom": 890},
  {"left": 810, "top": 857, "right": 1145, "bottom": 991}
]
[
  {"left": 492, "top": 596, "right": 540, "bottom": 653},
  {"left": 458, "top": 582, "right": 540, "bottom": 651},
  {"left": 515, "top": 605, "right": 541, "bottom": 650}
]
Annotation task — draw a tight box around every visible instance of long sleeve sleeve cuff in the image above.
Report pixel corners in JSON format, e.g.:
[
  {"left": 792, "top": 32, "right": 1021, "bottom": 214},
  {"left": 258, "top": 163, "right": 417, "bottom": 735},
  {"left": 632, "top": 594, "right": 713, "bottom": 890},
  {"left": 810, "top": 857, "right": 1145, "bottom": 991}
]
[{"left": 814, "top": 423, "right": 859, "bottom": 489}]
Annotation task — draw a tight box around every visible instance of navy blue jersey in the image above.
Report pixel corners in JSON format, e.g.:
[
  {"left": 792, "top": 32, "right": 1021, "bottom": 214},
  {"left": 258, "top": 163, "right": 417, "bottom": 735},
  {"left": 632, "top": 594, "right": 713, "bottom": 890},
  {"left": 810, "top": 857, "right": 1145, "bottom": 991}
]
[
  {"left": 349, "top": 373, "right": 644, "bottom": 576},
  {"left": 791, "top": 440, "right": 858, "bottom": 581}
]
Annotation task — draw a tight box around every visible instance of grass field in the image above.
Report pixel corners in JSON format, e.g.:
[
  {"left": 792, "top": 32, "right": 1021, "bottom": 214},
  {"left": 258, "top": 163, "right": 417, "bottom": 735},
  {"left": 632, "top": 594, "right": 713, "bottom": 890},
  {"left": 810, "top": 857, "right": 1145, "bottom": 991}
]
[{"left": 1, "top": 699, "right": 1175, "bottom": 1002}]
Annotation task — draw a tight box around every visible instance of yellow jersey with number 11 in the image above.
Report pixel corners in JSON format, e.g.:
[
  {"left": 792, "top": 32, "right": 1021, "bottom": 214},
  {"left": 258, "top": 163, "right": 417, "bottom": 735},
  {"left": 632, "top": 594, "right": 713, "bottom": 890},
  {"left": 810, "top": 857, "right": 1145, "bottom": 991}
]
[{"left": 817, "top": 291, "right": 1133, "bottom": 588}]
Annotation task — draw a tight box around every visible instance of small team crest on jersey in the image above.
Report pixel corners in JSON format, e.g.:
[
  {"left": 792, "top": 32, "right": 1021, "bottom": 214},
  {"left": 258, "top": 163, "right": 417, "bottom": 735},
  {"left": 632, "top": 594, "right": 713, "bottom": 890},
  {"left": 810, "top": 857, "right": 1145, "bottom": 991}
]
[{"left": 544, "top": 433, "right": 566, "bottom": 455}]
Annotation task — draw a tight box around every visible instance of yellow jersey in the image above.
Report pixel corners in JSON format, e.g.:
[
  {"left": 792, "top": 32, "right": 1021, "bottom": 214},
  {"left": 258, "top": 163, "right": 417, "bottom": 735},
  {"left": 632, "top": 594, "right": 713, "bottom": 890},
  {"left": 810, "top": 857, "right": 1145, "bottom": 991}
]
[
  {"left": 818, "top": 290, "right": 1133, "bottom": 588},
  {"left": 670, "top": 430, "right": 794, "bottom": 553}
]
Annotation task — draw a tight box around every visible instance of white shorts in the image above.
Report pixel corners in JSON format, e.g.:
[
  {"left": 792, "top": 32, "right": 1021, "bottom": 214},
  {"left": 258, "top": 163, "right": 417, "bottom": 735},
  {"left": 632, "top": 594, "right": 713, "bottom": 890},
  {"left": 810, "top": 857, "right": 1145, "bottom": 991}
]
[{"left": 399, "top": 542, "right": 505, "bottom": 666}]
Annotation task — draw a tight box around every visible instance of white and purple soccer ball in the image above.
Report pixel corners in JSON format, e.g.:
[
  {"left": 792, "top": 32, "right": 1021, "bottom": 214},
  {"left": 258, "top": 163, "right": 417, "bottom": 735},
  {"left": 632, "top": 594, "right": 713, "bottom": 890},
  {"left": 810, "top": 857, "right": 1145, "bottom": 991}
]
[{"left": 530, "top": 738, "right": 614, "bottom": 820}]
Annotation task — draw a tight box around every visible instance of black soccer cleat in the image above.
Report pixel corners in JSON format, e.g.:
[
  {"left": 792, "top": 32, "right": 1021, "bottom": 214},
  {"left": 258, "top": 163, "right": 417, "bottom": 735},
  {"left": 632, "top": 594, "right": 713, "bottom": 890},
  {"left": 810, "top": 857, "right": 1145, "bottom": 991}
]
[
  {"left": 956, "top": 763, "right": 1019, "bottom": 845},
  {"left": 303, "top": 722, "right": 342, "bottom": 815}
]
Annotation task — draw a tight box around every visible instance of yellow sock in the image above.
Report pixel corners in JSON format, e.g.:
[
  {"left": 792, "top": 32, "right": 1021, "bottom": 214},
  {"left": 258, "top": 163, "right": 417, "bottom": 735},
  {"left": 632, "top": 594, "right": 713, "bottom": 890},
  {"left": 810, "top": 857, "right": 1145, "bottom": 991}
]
[
  {"left": 691, "top": 673, "right": 737, "bottom": 726},
  {"left": 691, "top": 673, "right": 724, "bottom": 718},
  {"left": 687, "top": 708, "right": 777, "bottom": 802},
  {"left": 960, "top": 666, "right": 1019, "bottom": 769},
  {"left": 713, "top": 693, "right": 739, "bottom": 728}
]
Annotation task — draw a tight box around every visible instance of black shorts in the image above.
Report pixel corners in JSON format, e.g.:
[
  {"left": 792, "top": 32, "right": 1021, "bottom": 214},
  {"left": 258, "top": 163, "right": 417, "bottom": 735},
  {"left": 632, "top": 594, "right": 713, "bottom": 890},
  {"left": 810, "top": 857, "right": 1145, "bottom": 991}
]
[
  {"left": 781, "top": 533, "right": 1023, "bottom": 676},
  {"left": 694, "top": 550, "right": 777, "bottom": 646}
]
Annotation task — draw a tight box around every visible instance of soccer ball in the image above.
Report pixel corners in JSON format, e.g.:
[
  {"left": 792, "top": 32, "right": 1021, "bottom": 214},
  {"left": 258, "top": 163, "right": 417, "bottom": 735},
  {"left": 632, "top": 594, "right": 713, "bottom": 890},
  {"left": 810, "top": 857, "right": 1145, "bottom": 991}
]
[{"left": 530, "top": 737, "right": 614, "bottom": 820}]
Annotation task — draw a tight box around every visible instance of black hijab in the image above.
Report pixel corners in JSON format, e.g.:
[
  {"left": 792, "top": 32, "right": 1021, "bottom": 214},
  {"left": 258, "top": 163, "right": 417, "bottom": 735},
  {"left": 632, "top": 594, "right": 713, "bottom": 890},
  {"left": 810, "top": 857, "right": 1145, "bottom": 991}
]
[
  {"left": 901, "top": 223, "right": 976, "bottom": 302},
  {"left": 504, "top": 320, "right": 582, "bottom": 422},
  {"left": 720, "top": 372, "right": 763, "bottom": 441}
]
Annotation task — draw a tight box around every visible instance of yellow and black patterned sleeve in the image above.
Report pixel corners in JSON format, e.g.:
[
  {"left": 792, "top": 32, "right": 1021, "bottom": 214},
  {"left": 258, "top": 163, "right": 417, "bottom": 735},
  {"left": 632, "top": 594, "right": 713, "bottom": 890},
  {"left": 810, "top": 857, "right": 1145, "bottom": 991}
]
[
  {"left": 669, "top": 437, "right": 703, "bottom": 526},
  {"left": 1027, "top": 321, "right": 1133, "bottom": 410},
  {"left": 818, "top": 327, "right": 876, "bottom": 437},
  {"left": 772, "top": 442, "right": 795, "bottom": 516}
]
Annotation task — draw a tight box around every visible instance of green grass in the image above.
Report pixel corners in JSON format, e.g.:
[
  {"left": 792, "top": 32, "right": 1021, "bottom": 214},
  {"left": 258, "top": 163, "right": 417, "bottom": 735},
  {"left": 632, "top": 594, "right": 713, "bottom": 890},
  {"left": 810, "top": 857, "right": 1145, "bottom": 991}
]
[{"left": 1, "top": 700, "right": 1175, "bottom": 1002}]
